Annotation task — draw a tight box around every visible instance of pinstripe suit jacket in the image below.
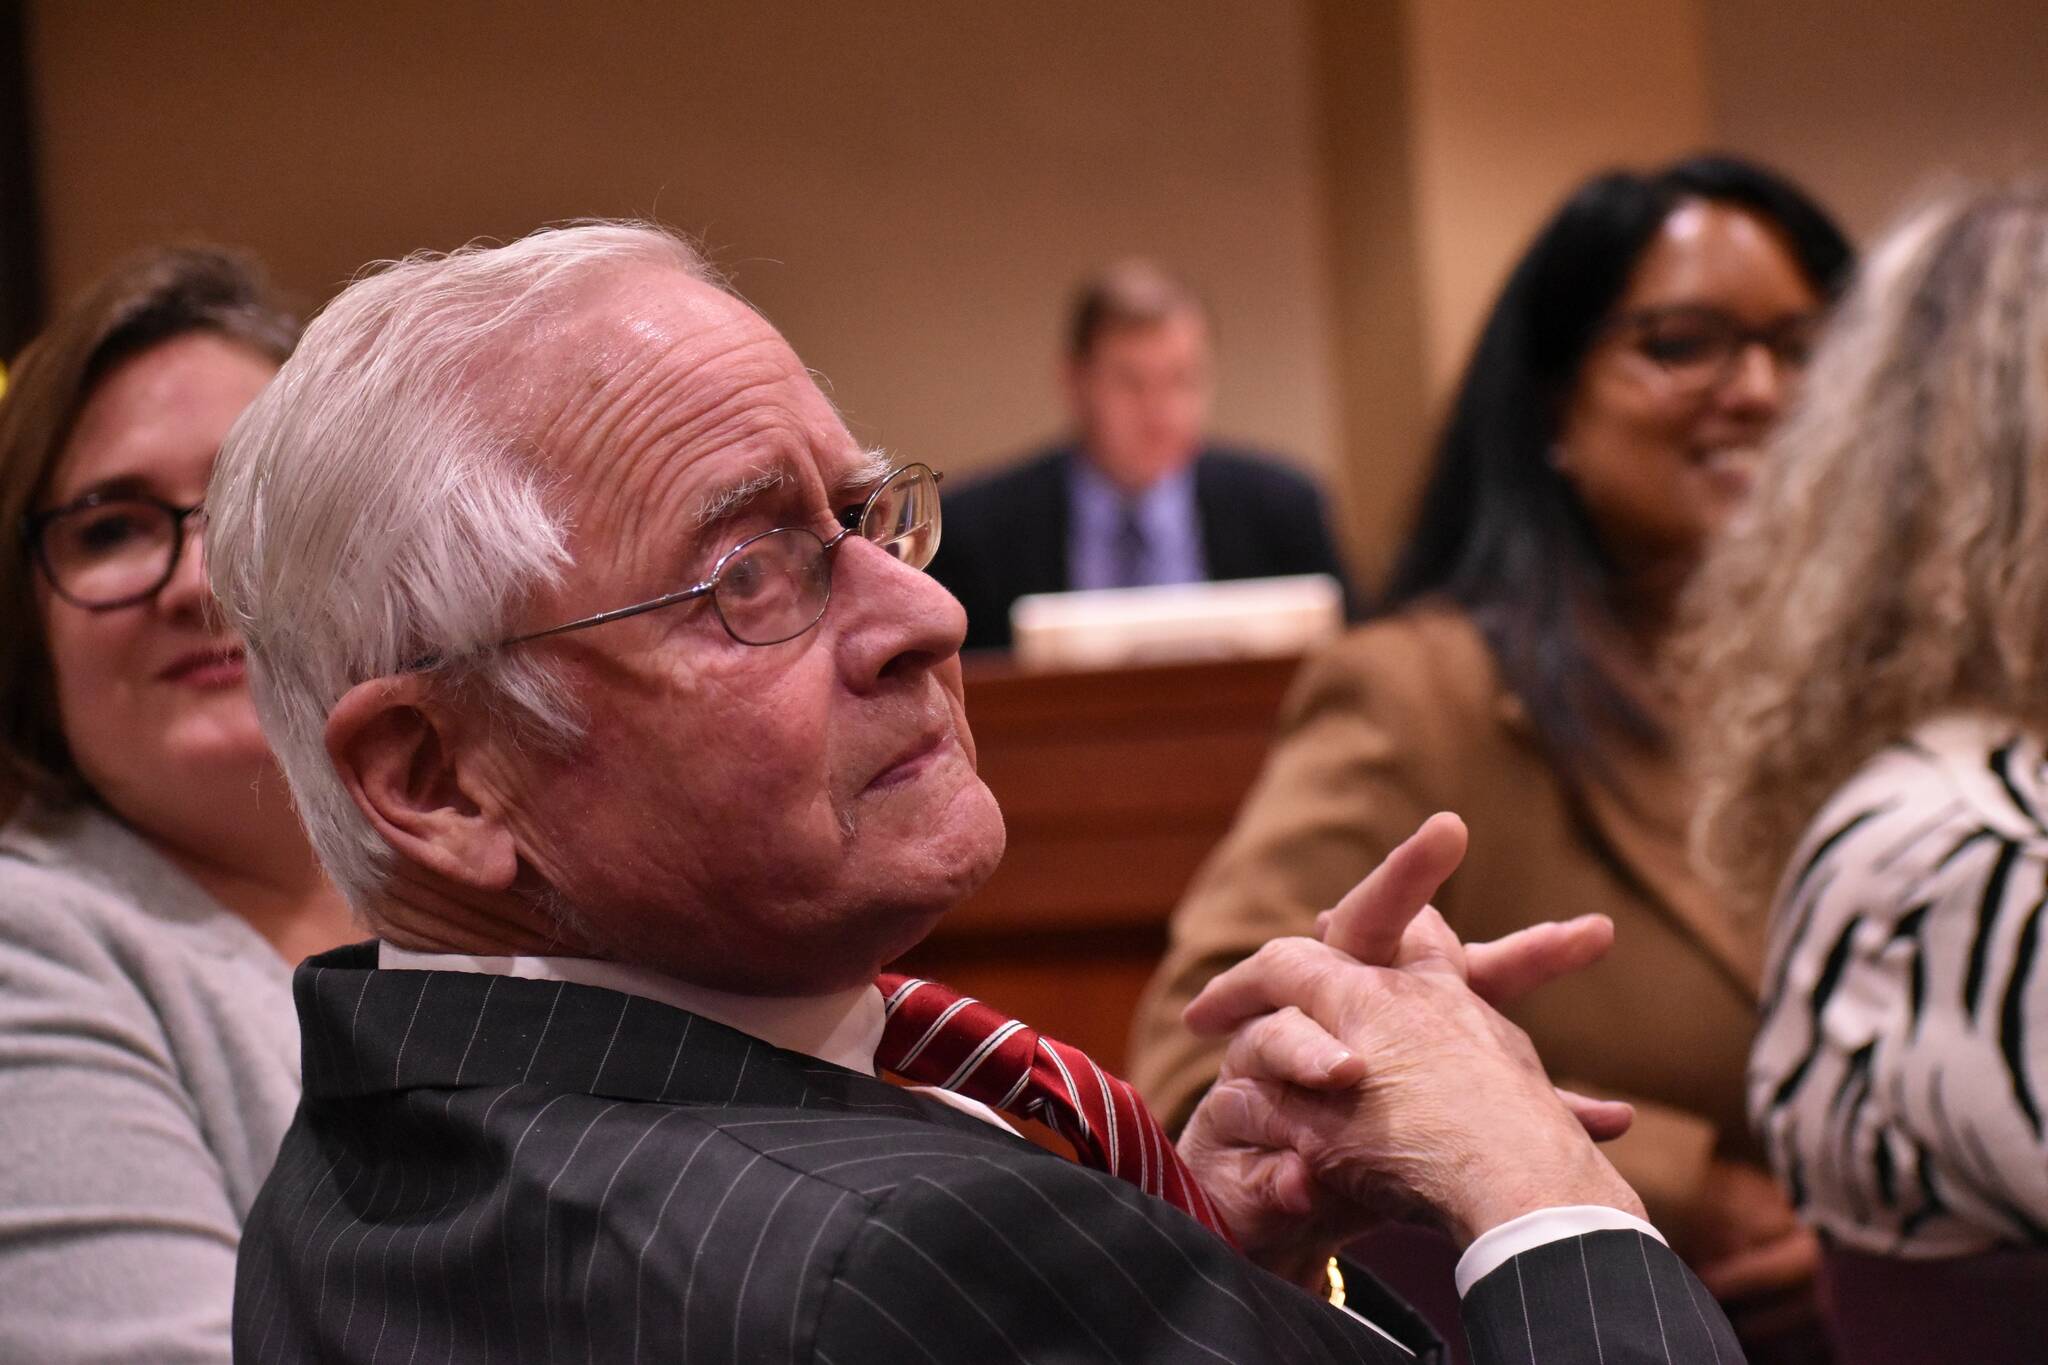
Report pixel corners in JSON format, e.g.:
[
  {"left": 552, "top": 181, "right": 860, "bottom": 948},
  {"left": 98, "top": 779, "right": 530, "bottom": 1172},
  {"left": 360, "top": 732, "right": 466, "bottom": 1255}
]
[{"left": 233, "top": 945, "right": 1745, "bottom": 1363}]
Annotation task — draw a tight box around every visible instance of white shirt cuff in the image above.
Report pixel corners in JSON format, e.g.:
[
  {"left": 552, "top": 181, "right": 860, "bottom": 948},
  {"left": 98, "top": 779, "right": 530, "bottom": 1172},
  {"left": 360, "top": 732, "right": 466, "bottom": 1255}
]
[{"left": 1452, "top": 1206, "right": 1667, "bottom": 1297}]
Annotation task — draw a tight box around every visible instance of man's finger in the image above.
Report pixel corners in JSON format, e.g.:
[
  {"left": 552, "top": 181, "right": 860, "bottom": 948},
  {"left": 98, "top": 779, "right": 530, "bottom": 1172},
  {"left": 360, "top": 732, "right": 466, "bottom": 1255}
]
[
  {"left": 1180, "top": 1073, "right": 1329, "bottom": 1161},
  {"left": 1225, "top": 1149, "right": 1319, "bottom": 1221},
  {"left": 1466, "top": 915, "right": 1615, "bottom": 1007},
  {"left": 1557, "top": 1088, "right": 1633, "bottom": 1143},
  {"left": 1223, "top": 1006, "right": 1366, "bottom": 1091},
  {"left": 1184, "top": 937, "right": 1391, "bottom": 1038},
  {"left": 1318, "top": 813, "right": 1469, "bottom": 968},
  {"left": 1388, "top": 906, "right": 1468, "bottom": 979}
]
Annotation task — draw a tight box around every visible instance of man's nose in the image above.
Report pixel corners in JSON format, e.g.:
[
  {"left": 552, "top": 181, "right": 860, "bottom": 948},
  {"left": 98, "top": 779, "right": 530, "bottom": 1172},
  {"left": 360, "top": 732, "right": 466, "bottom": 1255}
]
[{"left": 832, "top": 534, "right": 968, "bottom": 690}]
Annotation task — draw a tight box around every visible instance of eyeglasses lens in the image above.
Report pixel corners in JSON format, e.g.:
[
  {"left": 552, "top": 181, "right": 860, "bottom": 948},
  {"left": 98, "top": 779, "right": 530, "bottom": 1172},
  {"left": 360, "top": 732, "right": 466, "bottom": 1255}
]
[
  {"left": 1637, "top": 316, "right": 1816, "bottom": 393},
  {"left": 40, "top": 500, "right": 180, "bottom": 607},
  {"left": 713, "top": 528, "right": 833, "bottom": 645},
  {"left": 709, "top": 465, "right": 942, "bottom": 646},
  {"left": 860, "top": 464, "right": 941, "bottom": 569}
]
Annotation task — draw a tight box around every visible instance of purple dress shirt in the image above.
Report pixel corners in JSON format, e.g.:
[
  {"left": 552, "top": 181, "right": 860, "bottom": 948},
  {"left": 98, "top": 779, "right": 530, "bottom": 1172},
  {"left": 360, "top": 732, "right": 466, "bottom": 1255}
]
[{"left": 1065, "top": 455, "right": 1207, "bottom": 591}]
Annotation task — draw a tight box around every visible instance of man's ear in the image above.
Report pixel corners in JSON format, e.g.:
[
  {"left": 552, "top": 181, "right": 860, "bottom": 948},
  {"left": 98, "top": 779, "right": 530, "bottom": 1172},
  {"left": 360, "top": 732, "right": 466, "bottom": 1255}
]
[{"left": 324, "top": 676, "right": 520, "bottom": 894}]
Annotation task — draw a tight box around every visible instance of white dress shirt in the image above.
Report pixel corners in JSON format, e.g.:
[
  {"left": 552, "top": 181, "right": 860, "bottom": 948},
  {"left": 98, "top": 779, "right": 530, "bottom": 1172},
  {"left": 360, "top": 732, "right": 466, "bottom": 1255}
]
[{"left": 377, "top": 945, "right": 1664, "bottom": 1303}]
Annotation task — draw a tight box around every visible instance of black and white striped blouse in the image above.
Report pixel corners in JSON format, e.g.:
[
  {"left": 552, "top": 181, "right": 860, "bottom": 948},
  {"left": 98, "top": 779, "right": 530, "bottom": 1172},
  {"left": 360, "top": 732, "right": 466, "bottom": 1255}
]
[{"left": 1751, "top": 713, "right": 2048, "bottom": 1256}]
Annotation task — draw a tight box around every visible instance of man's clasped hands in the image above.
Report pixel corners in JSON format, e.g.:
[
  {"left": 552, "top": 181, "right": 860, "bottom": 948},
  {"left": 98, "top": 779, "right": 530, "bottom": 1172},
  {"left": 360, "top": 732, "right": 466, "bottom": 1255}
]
[{"left": 1174, "top": 812, "right": 1645, "bottom": 1288}]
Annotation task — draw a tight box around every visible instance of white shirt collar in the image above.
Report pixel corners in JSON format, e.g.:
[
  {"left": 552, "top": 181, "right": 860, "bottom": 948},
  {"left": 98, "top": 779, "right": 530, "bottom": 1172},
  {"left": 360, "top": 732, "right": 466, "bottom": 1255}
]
[
  {"left": 375, "top": 942, "right": 886, "bottom": 1075},
  {"left": 373, "top": 943, "right": 1018, "bottom": 1134}
]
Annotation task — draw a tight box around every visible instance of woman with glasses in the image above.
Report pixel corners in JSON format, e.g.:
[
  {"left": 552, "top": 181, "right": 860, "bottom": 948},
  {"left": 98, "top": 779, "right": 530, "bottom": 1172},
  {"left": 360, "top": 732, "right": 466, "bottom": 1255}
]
[
  {"left": 1129, "top": 155, "right": 1851, "bottom": 1358},
  {"left": 1683, "top": 184, "right": 2048, "bottom": 1364},
  {"left": 0, "top": 247, "right": 352, "bottom": 1363}
]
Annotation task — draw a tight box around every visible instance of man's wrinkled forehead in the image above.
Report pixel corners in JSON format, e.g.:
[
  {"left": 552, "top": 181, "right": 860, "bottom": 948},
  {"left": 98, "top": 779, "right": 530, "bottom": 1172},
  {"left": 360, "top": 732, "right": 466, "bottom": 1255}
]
[
  {"left": 536, "top": 270, "right": 787, "bottom": 422},
  {"left": 579, "top": 266, "right": 767, "bottom": 363},
  {"left": 518, "top": 267, "right": 841, "bottom": 511}
]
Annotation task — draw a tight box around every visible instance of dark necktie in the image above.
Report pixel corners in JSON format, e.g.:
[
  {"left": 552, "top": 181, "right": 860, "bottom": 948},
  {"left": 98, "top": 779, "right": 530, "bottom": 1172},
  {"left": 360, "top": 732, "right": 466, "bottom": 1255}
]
[
  {"left": 873, "top": 974, "right": 1236, "bottom": 1245},
  {"left": 1110, "top": 502, "right": 1149, "bottom": 588}
]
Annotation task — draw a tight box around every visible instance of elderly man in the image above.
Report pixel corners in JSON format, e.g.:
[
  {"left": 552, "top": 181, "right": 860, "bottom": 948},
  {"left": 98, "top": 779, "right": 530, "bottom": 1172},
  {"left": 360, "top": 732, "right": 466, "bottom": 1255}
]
[{"left": 210, "top": 225, "right": 1740, "bottom": 1362}]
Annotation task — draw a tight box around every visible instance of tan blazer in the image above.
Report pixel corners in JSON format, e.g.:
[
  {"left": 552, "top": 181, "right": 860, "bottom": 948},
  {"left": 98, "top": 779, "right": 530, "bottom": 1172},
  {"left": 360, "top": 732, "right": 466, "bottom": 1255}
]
[{"left": 1128, "top": 605, "right": 1767, "bottom": 1252}]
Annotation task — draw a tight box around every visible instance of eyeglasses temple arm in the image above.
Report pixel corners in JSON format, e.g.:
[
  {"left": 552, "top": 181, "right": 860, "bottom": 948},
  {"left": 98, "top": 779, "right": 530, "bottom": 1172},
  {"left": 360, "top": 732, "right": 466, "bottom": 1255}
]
[{"left": 499, "top": 580, "right": 718, "bottom": 648}]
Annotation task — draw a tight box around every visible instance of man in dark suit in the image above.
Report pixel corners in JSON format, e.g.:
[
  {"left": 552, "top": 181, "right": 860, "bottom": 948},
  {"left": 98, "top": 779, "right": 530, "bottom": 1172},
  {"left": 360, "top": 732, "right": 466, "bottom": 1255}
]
[
  {"left": 209, "top": 223, "right": 1743, "bottom": 1361},
  {"left": 929, "top": 259, "right": 1353, "bottom": 650}
]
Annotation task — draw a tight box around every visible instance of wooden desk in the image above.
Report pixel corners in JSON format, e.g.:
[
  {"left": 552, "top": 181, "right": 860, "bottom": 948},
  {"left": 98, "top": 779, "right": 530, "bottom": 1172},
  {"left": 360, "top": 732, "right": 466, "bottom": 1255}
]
[{"left": 890, "top": 653, "right": 1301, "bottom": 1071}]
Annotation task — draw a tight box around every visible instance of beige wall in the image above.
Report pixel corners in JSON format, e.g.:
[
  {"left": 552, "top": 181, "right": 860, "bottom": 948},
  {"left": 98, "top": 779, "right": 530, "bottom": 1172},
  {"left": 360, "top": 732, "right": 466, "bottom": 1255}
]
[
  {"left": 1313, "top": 0, "right": 1715, "bottom": 579},
  {"left": 1403, "top": 0, "right": 1711, "bottom": 398},
  {"left": 1706, "top": 0, "right": 2048, "bottom": 239},
  {"left": 26, "top": 0, "right": 1340, "bottom": 486},
  {"left": 1310, "top": 0, "right": 1429, "bottom": 580},
  {"left": 24, "top": 0, "right": 2048, "bottom": 581}
]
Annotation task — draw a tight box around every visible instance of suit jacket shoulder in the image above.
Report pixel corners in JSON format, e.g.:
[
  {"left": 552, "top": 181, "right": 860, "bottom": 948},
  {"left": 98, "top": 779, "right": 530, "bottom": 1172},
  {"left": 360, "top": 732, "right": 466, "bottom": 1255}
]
[
  {"left": 1191, "top": 445, "right": 1324, "bottom": 506},
  {"left": 1192, "top": 446, "right": 1354, "bottom": 608},
  {"left": 1288, "top": 607, "right": 1503, "bottom": 774},
  {"left": 928, "top": 445, "right": 1073, "bottom": 651}
]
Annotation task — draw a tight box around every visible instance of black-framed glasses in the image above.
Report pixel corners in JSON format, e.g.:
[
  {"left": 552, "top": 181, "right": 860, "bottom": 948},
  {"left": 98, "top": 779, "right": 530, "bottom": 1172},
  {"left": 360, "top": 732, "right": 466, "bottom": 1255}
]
[
  {"left": 24, "top": 493, "right": 206, "bottom": 610},
  {"left": 491, "top": 461, "right": 944, "bottom": 657},
  {"left": 1605, "top": 304, "right": 1822, "bottom": 396}
]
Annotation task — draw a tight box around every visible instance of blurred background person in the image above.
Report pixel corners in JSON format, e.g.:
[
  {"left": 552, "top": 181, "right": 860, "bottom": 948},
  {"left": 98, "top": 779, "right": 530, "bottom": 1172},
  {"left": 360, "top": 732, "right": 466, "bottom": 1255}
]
[
  {"left": 928, "top": 258, "right": 1353, "bottom": 651},
  {"left": 0, "top": 247, "right": 352, "bottom": 1363},
  {"left": 1128, "top": 154, "right": 1852, "bottom": 1358},
  {"left": 1685, "top": 182, "right": 2048, "bottom": 1364}
]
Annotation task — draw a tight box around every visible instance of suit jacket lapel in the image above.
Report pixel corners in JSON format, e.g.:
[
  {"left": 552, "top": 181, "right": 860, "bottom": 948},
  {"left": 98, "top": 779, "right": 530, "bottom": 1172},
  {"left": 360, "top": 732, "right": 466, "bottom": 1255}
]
[
  {"left": 1581, "top": 749, "right": 1764, "bottom": 994},
  {"left": 291, "top": 943, "right": 1014, "bottom": 1142},
  {"left": 1031, "top": 446, "right": 1075, "bottom": 595},
  {"left": 1191, "top": 450, "right": 1245, "bottom": 581},
  {"left": 1493, "top": 695, "right": 1765, "bottom": 997}
]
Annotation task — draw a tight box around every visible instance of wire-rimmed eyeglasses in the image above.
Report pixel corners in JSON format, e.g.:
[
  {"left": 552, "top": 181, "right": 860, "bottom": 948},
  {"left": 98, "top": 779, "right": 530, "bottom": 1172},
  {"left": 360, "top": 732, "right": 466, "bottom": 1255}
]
[
  {"left": 24, "top": 493, "right": 206, "bottom": 610},
  {"left": 432, "top": 461, "right": 945, "bottom": 667}
]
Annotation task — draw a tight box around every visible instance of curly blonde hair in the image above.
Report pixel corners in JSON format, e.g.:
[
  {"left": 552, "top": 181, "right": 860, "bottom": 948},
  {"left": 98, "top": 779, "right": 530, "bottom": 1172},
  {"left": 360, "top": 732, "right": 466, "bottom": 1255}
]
[{"left": 1681, "top": 183, "right": 2048, "bottom": 913}]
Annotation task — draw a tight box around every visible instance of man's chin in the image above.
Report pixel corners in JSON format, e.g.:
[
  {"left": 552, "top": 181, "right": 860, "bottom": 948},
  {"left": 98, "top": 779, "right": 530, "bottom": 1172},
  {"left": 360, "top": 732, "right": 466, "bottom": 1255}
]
[
  {"left": 863, "top": 782, "right": 1007, "bottom": 955},
  {"left": 907, "top": 781, "right": 1007, "bottom": 906}
]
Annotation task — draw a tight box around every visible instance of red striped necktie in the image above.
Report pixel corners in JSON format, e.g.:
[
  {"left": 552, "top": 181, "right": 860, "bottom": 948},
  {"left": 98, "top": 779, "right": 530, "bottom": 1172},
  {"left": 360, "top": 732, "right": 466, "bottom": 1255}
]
[{"left": 874, "top": 974, "right": 1236, "bottom": 1246}]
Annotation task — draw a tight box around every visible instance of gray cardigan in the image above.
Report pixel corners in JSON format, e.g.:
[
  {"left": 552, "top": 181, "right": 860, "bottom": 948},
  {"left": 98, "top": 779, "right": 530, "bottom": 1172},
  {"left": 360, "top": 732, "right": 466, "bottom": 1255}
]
[{"left": 0, "top": 798, "right": 301, "bottom": 1364}]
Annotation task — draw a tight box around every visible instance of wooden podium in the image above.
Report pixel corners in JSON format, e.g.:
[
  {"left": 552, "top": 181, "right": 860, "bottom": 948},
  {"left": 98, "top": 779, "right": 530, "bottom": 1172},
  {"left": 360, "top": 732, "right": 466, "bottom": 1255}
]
[{"left": 890, "top": 652, "right": 1301, "bottom": 1071}]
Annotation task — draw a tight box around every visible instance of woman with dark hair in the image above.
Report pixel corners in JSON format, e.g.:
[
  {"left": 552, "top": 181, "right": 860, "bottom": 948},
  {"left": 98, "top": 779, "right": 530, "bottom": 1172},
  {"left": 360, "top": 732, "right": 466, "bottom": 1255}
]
[
  {"left": 0, "top": 247, "right": 352, "bottom": 1362},
  {"left": 1130, "top": 155, "right": 1851, "bottom": 1350}
]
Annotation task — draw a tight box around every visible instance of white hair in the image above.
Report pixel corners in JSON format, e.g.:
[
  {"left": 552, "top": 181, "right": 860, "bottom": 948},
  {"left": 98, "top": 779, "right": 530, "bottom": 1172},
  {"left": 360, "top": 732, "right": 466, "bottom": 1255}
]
[{"left": 206, "top": 221, "right": 719, "bottom": 911}]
